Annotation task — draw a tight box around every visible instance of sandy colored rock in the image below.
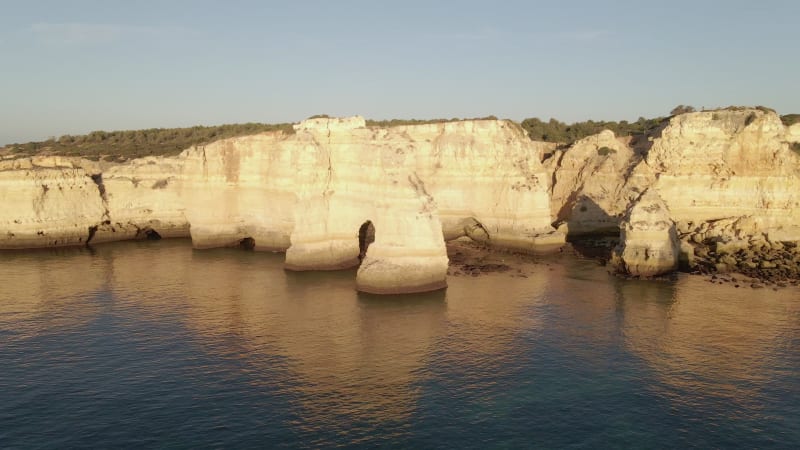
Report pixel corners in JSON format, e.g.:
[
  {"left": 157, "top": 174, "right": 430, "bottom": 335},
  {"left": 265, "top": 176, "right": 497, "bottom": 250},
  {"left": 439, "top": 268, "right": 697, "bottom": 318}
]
[
  {"left": 545, "top": 129, "right": 645, "bottom": 235},
  {"left": 0, "top": 117, "right": 563, "bottom": 294},
  {"left": 0, "top": 158, "right": 106, "bottom": 248},
  {"left": 612, "top": 189, "right": 679, "bottom": 277},
  {"left": 785, "top": 123, "right": 800, "bottom": 142},
  {"left": 548, "top": 108, "right": 800, "bottom": 246}
]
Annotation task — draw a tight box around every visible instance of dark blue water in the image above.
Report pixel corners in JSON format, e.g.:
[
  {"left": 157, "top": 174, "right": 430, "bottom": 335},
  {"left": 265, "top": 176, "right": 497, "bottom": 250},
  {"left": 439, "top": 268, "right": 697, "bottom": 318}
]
[{"left": 1, "top": 240, "right": 798, "bottom": 448}]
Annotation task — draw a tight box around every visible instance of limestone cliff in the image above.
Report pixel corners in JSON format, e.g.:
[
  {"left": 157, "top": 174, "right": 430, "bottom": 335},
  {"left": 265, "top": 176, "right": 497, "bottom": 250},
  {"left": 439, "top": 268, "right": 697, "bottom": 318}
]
[
  {"left": 545, "top": 129, "right": 646, "bottom": 236},
  {"left": 643, "top": 109, "right": 800, "bottom": 238},
  {"left": 0, "top": 117, "right": 562, "bottom": 294},
  {"left": 0, "top": 157, "right": 106, "bottom": 248},
  {"left": 547, "top": 108, "right": 800, "bottom": 243}
]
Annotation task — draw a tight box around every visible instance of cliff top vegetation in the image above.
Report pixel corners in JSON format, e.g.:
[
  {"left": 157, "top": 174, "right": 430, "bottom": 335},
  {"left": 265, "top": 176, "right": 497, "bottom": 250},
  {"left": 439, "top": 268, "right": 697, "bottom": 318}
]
[
  {"left": 1, "top": 123, "right": 295, "bottom": 161},
  {"left": 2, "top": 109, "right": 796, "bottom": 161}
]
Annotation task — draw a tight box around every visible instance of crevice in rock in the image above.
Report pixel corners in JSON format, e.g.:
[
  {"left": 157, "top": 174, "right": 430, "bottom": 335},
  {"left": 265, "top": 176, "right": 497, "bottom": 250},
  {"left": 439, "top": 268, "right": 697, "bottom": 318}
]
[
  {"left": 86, "top": 172, "right": 114, "bottom": 246},
  {"left": 86, "top": 225, "right": 98, "bottom": 246},
  {"left": 90, "top": 173, "right": 107, "bottom": 203}
]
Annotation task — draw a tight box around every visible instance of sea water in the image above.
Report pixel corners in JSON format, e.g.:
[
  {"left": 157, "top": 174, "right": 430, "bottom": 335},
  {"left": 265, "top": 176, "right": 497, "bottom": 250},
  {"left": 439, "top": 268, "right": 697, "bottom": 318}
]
[{"left": 1, "top": 240, "right": 798, "bottom": 448}]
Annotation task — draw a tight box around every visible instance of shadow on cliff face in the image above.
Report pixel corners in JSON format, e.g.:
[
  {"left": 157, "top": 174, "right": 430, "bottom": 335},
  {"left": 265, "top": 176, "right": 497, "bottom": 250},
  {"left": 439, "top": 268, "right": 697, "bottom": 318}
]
[
  {"left": 628, "top": 119, "right": 668, "bottom": 157},
  {"left": 552, "top": 196, "right": 621, "bottom": 262},
  {"left": 555, "top": 196, "right": 619, "bottom": 236}
]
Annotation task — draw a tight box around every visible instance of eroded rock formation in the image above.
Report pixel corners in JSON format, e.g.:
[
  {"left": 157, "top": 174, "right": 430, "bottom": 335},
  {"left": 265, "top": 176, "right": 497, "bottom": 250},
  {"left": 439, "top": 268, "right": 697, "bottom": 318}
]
[
  {"left": 0, "top": 117, "right": 562, "bottom": 294},
  {"left": 611, "top": 189, "right": 679, "bottom": 277},
  {"left": 547, "top": 108, "right": 800, "bottom": 281},
  {"left": 4, "top": 107, "right": 797, "bottom": 288},
  {"left": 548, "top": 109, "right": 800, "bottom": 241}
]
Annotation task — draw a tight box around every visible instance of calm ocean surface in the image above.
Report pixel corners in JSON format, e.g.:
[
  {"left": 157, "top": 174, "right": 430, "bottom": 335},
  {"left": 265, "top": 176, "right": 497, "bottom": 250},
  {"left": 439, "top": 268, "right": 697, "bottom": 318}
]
[{"left": 1, "top": 239, "right": 798, "bottom": 449}]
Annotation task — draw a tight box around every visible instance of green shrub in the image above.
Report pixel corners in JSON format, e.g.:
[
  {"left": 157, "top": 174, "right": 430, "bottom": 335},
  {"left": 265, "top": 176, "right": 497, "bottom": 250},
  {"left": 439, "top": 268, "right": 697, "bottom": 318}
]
[
  {"left": 791, "top": 142, "right": 800, "bottom": 155},
  {"left": 4, "top": 122, "right": 296, "bottom": 160},
  {"left": 781, "top": 114, "right": 800, "bottom": 126},
  {"left": 670, "top": 105, "right": 696, "bottom": 115},
  {"left": 597, "top": 146, "right": 616, "bottom": 156},
  {"left": 520, "top": 116, "right": 667, "bottom": 144},
  {"left": 755, "top": 105, "right": 777, "bottom": 114}
]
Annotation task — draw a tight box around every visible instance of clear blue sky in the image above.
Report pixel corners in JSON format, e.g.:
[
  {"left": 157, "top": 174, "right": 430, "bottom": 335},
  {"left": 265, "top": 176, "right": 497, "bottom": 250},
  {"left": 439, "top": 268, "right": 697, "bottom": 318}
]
[{"left": 1, "top": 0, "right": 798, "bottom": 145}]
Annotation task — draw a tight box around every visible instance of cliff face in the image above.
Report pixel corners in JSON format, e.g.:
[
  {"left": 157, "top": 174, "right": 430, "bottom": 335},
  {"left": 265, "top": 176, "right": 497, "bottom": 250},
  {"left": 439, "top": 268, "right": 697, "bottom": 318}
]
[
  {"left": 545, "top": 129, "right": 645, "bottom": 235},
  {"left": 5, "top": 108, "right": 796, "bottom": 289},
  {"left": 548, "top": 109, "right": 800, "bottom": 242},
  {"left": 0, "top": 157, "right": 106, "bottom": 248},
  {"left": 0, "top": 117, "right": 561, "bottom": 294},
  {"left": 644, "top": 110, "right": 800, "bottom": 233}
]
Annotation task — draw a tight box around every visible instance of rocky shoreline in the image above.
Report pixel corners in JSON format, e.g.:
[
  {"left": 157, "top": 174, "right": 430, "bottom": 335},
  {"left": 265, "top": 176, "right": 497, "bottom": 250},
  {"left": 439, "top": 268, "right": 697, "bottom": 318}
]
[
  {"left": 684, "top": 239, "right": 800, "bottom": 287},
  {"left": 571, "top": 235, "right": 799, "bottom": 289}
]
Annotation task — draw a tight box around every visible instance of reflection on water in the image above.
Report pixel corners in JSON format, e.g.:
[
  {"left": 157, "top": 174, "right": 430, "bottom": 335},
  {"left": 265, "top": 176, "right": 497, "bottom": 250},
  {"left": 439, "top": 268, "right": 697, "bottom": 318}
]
[
  {"left": 0, "top": 241, "right": 798, "bottom": 448},
  {"left": 619, "top": 276, "right": 800, "bottom": 413}
]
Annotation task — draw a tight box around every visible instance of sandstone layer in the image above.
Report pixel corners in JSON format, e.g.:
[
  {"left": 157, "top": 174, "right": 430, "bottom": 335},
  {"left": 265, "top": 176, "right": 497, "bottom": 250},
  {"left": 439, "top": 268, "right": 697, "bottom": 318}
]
[{"left": 0, "top": 117, "right": 562, "bottom": 294}]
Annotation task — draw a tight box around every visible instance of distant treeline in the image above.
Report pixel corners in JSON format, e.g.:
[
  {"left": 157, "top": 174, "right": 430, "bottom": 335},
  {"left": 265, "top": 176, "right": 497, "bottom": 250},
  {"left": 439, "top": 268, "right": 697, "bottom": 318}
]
[
  {"left": 519, "top": 116, "right": 668, "bottom": 144},
  {"left": 365, "top": 116, "right": 499, "bottom": 127},
  {"left": 782, "top": 114, "right": 800, "bottom": 126},
  {"left": 521, "top": 106, "right": 798, "bottom": 144},
  {"left": 3, "top": 109, "right": 798, "bottom": 161},
  {"left": 4, "top": 122, "right": 295, "bottom": 160}
]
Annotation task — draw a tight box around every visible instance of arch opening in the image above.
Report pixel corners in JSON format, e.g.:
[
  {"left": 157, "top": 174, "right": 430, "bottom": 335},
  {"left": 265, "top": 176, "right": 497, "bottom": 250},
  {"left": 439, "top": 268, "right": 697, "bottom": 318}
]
[
  {"left": 239, "top": 237, "right": 256, "bottom": 250},
  {"left": 358, "top": 220, "right": 375, "bottom": 262}
]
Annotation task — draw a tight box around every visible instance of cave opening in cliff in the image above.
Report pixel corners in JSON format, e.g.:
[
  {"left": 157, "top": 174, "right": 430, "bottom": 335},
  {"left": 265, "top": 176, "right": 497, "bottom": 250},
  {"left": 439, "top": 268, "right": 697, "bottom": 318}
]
[
  {"left": 145, "top": 229, "right": 161, "bottom": 240},
  {"left": 358, "top": 221, "right": 375, "bottom": 262},
  {"left": 239, "top": 237, "right": 256, "bottom": 250}
]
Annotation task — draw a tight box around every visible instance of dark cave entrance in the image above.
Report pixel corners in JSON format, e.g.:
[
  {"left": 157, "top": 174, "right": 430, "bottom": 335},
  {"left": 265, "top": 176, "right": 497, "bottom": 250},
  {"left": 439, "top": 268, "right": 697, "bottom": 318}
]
[
  {"left": 239, "top": 237, "right": 256, "bottom": 250},
  {"left": 358, "top": 220, "right": 375, "bottom": 262}
]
